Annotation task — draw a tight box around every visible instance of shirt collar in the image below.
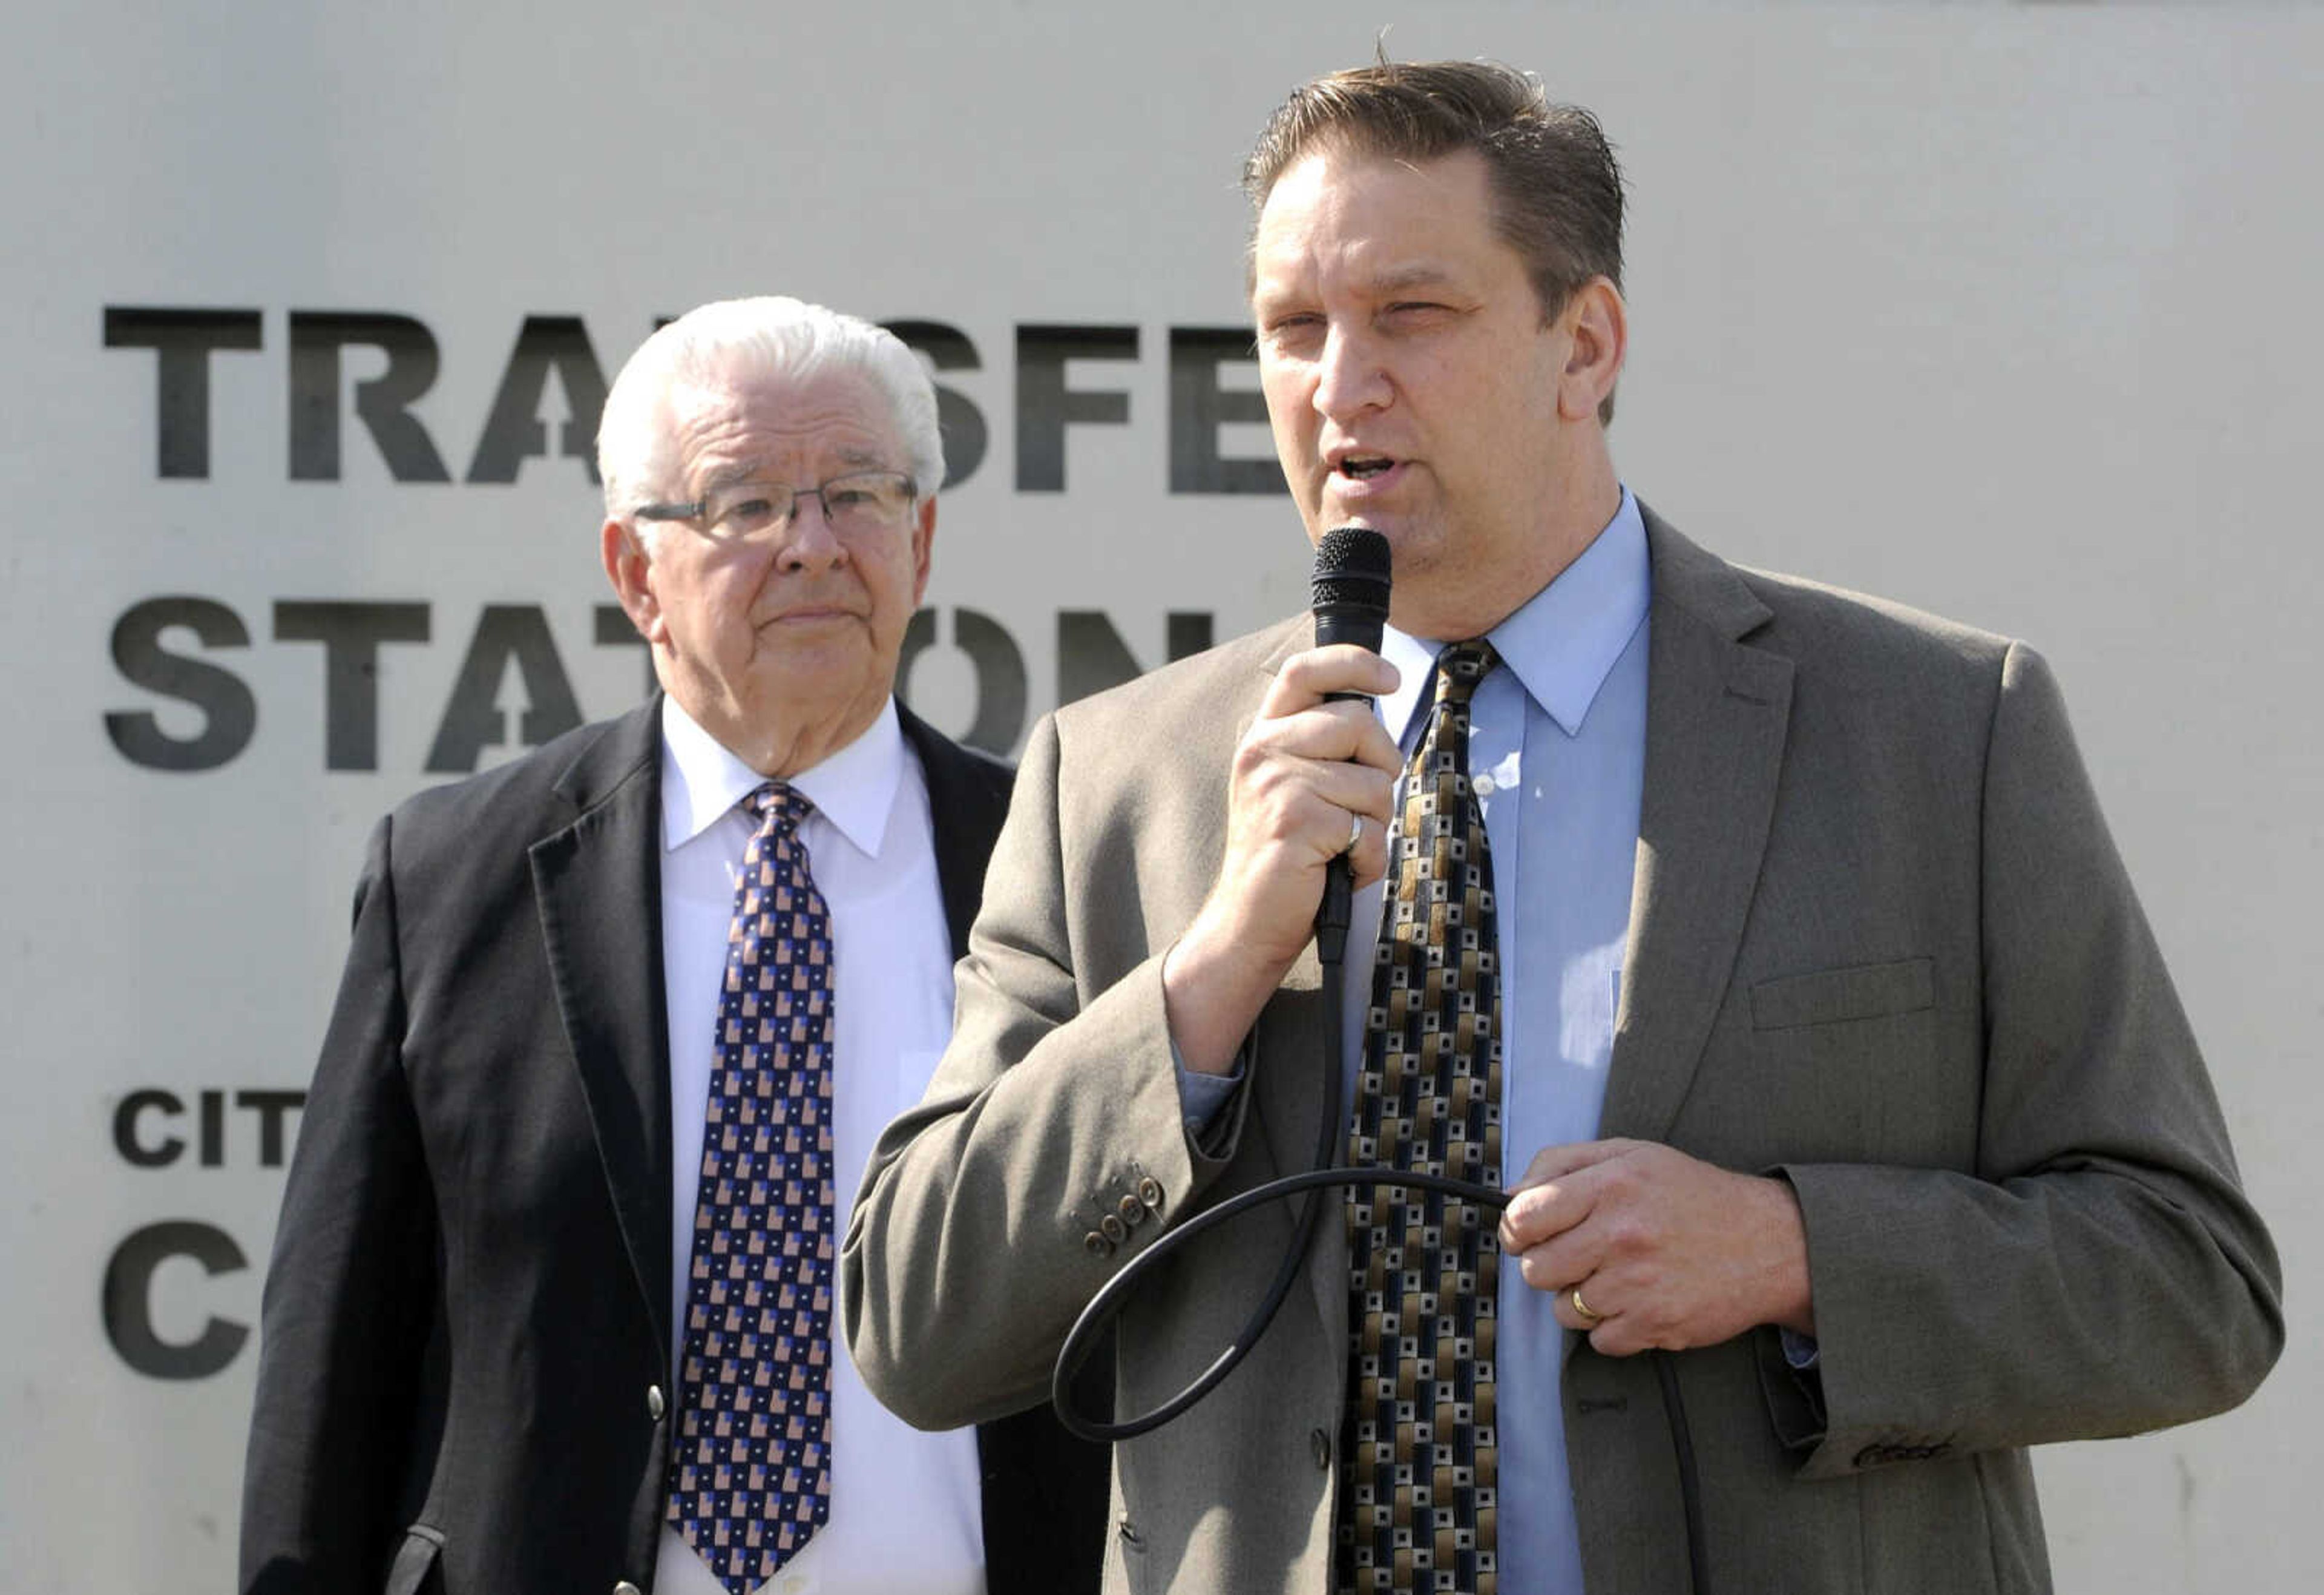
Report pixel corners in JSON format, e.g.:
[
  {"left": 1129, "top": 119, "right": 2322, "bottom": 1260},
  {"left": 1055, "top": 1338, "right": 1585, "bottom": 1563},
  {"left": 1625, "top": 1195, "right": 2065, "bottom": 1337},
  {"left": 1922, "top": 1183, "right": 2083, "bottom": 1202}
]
[
  {"left": 659, "top": 694, "right": 905, "bottom": 860},
  {"left": 1378, "top": 487, "right": 1650, "bottom": 741}
]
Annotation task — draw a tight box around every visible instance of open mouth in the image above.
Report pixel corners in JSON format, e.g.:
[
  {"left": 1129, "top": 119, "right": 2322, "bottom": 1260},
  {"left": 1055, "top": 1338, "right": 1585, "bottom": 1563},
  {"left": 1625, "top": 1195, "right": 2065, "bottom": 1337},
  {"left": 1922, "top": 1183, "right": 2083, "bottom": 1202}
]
[{"left": 1339, "top": 455, "right": 1396, "bottom": 480}]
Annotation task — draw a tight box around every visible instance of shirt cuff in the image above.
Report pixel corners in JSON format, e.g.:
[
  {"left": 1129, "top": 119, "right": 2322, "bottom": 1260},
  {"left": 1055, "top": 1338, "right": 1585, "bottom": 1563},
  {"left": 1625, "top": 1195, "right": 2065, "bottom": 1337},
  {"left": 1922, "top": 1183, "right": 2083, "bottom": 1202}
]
[{"left": 1173, "top": 1045, "right": 1246, "bottom": 1132}]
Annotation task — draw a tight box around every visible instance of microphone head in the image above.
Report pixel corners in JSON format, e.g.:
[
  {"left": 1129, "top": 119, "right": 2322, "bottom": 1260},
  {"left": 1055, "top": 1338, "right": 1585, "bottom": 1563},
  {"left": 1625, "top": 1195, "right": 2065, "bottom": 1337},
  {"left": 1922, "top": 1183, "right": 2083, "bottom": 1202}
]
[{"left": 1310, "top": 526, "right": 1393, "bottom": 614}]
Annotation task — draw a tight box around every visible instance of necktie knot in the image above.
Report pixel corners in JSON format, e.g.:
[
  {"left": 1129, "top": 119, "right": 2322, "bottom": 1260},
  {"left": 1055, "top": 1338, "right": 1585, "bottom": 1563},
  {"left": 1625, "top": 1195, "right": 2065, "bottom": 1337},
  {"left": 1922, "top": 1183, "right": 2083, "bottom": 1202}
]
[
  {"left": 1433, "top": 638, "right": 1500, "bottom": 708},
  {"left": 744, "top": 781, "right": 813, "bottom": 835}
]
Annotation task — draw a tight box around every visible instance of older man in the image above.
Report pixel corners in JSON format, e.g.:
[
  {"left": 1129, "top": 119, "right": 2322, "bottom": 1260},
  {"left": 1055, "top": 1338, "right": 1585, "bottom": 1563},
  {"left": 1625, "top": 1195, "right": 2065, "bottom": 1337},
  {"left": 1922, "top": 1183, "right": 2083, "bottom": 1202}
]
[
  {"left": 844, "top": 62, "right": 2282, "bottom": 1595},
  {"left": 241, "top": 297, "right": 1103, "bottom": 1595}
]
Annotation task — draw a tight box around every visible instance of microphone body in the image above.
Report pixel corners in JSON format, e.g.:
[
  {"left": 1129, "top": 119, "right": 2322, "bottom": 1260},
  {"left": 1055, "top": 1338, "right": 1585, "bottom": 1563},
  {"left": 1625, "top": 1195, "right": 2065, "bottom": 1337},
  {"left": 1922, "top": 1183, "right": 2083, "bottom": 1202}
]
[{"left": 1308, "top": 527, "right": 1393, "bottom": 964}]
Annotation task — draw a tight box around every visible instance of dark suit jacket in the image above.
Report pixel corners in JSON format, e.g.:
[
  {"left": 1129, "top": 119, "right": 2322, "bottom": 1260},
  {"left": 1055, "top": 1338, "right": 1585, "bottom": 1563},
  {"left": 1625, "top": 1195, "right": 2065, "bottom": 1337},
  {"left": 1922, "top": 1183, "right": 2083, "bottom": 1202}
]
[
  {"left": 844, "top": 511, "right": 2282, "bottom": 1594},
  {"left": 241, "top": 696, "right": 1106, "bottom": 1595}
]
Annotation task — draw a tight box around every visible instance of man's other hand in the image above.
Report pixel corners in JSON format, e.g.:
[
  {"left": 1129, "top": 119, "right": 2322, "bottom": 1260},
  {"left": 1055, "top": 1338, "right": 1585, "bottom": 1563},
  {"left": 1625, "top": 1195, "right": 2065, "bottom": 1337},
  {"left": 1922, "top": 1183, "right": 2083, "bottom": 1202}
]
[{"left": 1498, "top": 1138, "right": 1816, "bottom": 1356}]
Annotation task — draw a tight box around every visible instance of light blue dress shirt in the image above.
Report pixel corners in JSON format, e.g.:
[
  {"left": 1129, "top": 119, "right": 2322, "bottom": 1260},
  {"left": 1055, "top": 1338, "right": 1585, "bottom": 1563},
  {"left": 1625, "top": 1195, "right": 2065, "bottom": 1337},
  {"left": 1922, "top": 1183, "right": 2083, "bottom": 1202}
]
[{"left": 1351, "top": 489, "right": 1650, "bottom": 1595}]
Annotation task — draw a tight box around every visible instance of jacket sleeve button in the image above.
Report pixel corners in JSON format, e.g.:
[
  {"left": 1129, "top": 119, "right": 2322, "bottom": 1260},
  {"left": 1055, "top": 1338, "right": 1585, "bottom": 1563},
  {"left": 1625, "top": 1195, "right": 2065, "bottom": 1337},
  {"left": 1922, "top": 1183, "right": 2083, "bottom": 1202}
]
[
  {"left": 615, "top": 1583, "right": 643, "bottom": 1595},
  {"left": 1137, "top": 1176, "right": 1164, "bottom": 1208},
  {"left": 1100, "top": 1214, "right": 1128, "bottom": 1244},
  {"left": 647, "top": 1384, "right": 666, "bottom": 1421},
  {"left": 1084, "top": 1231, "right": 1114, "bottom": 1258},
  {"left": 1118, "top": 1193, "right": 1147, "bottom": 1226}
]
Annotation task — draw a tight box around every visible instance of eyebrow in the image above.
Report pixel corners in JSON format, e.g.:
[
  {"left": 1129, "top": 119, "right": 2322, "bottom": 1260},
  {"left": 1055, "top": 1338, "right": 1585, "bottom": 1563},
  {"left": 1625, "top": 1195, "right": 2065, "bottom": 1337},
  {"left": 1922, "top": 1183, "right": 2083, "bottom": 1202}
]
[
  {"left": 1369, "top": 263, "right": 1460, "bottom": 295},
  {"left": 1252, "top": 260, "right": 1462, "bottom": 309},
  {"left": 697, "top": 447, "right": 895, "bottom": 492}
]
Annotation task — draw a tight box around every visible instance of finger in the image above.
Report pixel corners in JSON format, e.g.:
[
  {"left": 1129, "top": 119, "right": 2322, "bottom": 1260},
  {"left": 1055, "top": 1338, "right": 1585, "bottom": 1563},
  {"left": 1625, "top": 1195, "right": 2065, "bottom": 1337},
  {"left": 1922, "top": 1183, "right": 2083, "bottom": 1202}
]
[
  {"left": 1548, "top": 1276, "right": 1615, "bottom": 1334},
  {"left": 1508, "top": 1137, "right": 1640, "bottom": 1195},
  {"left": 1499, "top": 1163, "right": 1604, "bottom": 1254},
  {"left": 1345, "top": 813, "right": 1389, "bottom": 891},
  {"left": 1304, "top": 759, "right": 1396, "bottom": 825},
  {"left": 1244, "top": 697, "right": 1399, "bottom": 772},
  {"left": 1267, "top": 645, "right": 1400, "bottom": 713},
  {"left": 1511, "top": 1224, "right": 1604, "bottom": 1295}
]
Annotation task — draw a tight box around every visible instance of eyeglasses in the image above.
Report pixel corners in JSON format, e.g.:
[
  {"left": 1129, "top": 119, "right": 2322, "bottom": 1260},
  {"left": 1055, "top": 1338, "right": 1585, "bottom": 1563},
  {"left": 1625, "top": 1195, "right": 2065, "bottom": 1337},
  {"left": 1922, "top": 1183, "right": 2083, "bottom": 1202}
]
[{"left": 632, "top": 469, "right": 917, "bottom": 540}]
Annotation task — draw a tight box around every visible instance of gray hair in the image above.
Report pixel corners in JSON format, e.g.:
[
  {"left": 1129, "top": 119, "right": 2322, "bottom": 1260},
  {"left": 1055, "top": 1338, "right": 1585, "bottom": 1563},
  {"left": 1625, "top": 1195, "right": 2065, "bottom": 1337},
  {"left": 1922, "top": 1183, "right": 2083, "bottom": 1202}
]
[{"left": 596, "top": 295, "right": 945, "bottom": 521}]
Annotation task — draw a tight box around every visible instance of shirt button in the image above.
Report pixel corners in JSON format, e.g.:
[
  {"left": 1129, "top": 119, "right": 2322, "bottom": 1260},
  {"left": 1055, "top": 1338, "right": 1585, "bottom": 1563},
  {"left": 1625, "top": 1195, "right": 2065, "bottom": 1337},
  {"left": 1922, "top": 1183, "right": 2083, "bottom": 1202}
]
[
  {"left": 647, "top": 1384, "right": 666, "bottom": 1421},
  {"left": 1310, "top": 1427, "right": 1332, "bottom": 1470}
]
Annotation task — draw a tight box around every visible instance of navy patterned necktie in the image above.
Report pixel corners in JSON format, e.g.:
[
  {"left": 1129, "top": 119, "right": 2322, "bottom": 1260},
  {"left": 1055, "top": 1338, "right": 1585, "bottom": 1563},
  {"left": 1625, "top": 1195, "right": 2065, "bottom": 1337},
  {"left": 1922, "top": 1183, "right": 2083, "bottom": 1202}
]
[
  {"left": 668, "top": 781, "right": 836, "bottom": 1595},
  {"left": 1338, "top": 639, "right": 1505, "bottom": 1595}
]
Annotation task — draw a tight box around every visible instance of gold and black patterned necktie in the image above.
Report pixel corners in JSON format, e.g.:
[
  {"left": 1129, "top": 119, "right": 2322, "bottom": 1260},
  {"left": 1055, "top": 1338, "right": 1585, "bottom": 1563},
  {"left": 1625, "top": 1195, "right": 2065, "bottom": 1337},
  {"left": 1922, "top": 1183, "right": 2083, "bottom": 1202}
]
[{"left": 1338, "top": 638, "right": 1504, "bottom": 1595}]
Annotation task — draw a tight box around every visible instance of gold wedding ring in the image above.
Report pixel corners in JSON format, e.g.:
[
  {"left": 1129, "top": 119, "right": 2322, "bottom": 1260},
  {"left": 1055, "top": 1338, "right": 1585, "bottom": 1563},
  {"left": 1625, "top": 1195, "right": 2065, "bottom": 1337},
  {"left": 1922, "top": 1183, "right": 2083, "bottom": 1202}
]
[{"left": 1570, "top": 1286, "right": 1603, "bottom": 1324}]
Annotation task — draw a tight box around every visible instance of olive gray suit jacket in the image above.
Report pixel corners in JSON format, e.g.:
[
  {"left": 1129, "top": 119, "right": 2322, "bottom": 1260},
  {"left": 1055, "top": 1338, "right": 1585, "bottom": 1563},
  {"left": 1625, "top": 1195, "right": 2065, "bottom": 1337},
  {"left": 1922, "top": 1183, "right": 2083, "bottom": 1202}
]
[{"left": 844, "top": 511, "right": 2281, "bottom": 1594}]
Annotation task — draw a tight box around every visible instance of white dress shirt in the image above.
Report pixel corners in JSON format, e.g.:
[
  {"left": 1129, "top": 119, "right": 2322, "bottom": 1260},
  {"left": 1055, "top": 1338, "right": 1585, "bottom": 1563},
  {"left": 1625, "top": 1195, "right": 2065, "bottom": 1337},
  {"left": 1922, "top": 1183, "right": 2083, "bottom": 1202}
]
[{"left": 654, "top": 696, "right": 984, "bottom": 1595}]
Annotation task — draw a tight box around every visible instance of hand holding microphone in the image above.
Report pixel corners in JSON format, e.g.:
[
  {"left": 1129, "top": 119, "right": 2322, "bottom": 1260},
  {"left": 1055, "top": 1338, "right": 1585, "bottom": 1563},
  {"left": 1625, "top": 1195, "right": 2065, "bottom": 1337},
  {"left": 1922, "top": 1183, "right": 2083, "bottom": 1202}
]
[{"left": 1161, "top": 530, "right": 1400, "bottom": 1074}]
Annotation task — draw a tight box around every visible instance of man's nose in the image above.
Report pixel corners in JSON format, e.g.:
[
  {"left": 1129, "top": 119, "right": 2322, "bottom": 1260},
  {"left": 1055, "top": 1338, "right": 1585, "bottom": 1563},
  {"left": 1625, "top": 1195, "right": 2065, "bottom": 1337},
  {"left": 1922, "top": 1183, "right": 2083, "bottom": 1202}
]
[
  {"left": 777, "top": 495, "right": 849, "bottom": 570},
  {"left": 1312, "top": 324, "right": 1392, "bottom": 421}
]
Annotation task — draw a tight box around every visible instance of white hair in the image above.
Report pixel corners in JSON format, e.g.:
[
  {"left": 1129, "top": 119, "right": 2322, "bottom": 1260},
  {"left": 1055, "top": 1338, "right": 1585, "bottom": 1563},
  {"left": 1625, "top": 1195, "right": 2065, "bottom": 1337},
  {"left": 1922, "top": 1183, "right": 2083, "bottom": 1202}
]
[{"left": 596, "top": 295, "right": 945, "bottom": 521}]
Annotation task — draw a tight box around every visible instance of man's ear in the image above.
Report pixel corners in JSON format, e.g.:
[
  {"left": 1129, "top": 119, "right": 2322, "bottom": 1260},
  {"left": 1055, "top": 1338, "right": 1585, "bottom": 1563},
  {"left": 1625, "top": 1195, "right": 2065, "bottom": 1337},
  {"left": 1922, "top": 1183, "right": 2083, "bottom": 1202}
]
[
  {"left": 1557, "top": 277, "right": 1628, "bottom": 424},
  {"left": 601, "top": 518, "right": 666, "bottom": 644},
  {"left": 909, "top": 495, "right": 936, "bottom": 608}
]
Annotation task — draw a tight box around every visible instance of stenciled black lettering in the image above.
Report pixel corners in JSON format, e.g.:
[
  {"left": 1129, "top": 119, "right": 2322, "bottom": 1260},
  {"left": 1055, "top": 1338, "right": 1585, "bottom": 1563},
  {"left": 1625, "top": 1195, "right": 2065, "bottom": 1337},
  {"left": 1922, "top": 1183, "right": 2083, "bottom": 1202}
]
[
  {"left": 899, "top": 607, "right": 1027, "bottom": 756},
  {"left": 273, "top": 600, "right": 432, "bottom": 771},
  {"left": 102, "top": 1220, "right": 249, "bottom": 1380},
  {"left": 466, "top": 316, "right": 609, "bottom": 484},
  {"left": 288, "top": 311, "right": 451, "bottom": 482},
  {"left": 1016, "top": 325, "right": 1137, "bottom": 493},
  {"left": 236, "top": 1090, "right": 306, "bottom": 1168},
  {"left": 1057, "top": 611, "right": 1216, "bottom": 707},
  {"left": 1169, "top": 327, "right": 1282, "bottom": 495},
  {"left": 426, "top": 605, "right": 584, "bottom": 772},
  {"left": 114, "top": 1089, "right": 186, "bottom": 1168},
  {"left": 105, "top": 597, "right": 258, "bottom": 772},
  {"left": 103, "top": 307, "right": 264, "bottom": 479},
  {"left": 885, "top": 320, "right": 987, "bottom": 489}
]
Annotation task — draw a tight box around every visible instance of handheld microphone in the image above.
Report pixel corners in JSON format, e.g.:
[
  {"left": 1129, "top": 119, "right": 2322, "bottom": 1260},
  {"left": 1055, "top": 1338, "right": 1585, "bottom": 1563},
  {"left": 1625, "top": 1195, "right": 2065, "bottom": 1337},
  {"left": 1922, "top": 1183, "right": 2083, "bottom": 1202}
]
[
  {"left": 1310, "top": 527, "right": 1392, "bottom": 965},
  {"left": 1311, "top": 525, "right": 1393, "bottom": 678}
]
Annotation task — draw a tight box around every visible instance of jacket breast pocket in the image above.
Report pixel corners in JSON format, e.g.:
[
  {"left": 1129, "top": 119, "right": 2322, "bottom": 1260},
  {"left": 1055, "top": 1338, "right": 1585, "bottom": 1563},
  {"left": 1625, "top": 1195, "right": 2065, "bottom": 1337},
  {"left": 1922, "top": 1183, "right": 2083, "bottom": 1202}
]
[
  {"left": 384, "top": 1526, "right": 444, "bottom": 1595},
  {"left": 1750, "top": 957, "right": 1934, "bottom": 1031},
  {"left": 1740, "top": 957, "right": 1954, "bottom": 1163}
]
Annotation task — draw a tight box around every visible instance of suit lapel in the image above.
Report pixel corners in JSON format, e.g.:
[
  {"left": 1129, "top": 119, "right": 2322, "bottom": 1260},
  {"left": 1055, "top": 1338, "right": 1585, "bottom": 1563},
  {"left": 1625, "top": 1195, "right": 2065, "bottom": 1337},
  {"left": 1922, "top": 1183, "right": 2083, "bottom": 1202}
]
[
  {"left": 529, "top": 699, "right": 677, "bottom": 1358},
  {"left": 1601, "top": 510, "right": 1792, "bottom": 1144}
]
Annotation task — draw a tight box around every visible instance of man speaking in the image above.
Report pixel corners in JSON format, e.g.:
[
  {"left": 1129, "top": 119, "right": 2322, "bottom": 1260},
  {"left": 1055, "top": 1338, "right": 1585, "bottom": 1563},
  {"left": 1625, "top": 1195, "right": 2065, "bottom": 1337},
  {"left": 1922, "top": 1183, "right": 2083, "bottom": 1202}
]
[
  {"left": 844, "top": 61, "right": 2282, "bottom": 1594},
  {"left": 241, "top": 297, "right": 1101, "bottom": 1595}
]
